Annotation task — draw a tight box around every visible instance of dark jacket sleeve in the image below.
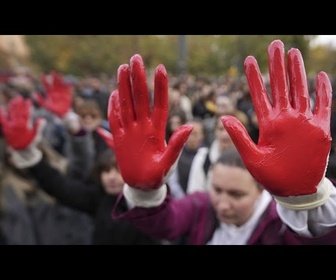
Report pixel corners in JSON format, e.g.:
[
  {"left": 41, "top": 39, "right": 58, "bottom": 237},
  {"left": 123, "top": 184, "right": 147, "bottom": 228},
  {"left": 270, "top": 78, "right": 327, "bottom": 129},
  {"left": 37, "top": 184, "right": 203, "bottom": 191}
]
[
  {"left": 64, "top": 131, "right": 95, "bottom": 182},
  {"left": 28, "top": 158, "right": 102, "bottom": 215}
]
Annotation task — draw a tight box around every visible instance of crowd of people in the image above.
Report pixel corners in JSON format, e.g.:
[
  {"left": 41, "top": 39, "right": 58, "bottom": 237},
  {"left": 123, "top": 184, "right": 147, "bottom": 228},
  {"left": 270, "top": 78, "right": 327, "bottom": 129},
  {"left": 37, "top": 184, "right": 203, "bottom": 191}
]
[{"left": 0, "top": 39, "right": 336, "bottom": 245}]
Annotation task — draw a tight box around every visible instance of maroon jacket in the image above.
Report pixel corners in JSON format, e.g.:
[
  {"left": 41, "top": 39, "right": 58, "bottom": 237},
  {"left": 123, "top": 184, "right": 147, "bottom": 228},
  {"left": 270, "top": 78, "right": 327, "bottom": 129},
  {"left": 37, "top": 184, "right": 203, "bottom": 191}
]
[{"left": 112, "top": 191, "right": 336, "bottom": 245}]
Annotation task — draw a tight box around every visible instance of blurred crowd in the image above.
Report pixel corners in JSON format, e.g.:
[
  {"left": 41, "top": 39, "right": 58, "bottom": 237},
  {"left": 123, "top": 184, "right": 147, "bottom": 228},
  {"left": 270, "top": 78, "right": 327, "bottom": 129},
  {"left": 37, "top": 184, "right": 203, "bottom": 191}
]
[{"left": 0, "top": 66, "right": 336, "bottom": 245}]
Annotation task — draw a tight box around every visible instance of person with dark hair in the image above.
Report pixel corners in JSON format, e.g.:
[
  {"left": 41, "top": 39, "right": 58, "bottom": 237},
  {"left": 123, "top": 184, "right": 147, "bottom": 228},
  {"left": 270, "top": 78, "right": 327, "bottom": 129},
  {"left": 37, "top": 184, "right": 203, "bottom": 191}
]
[
  {"left": 98, "top": 40, "right": 336, "bottom": 245},
  {"left": 0, "top": 107, "right": 93, "bottom": 245},
  {"left": 0, "top": 91, "right": 162, "bottom": 245}
]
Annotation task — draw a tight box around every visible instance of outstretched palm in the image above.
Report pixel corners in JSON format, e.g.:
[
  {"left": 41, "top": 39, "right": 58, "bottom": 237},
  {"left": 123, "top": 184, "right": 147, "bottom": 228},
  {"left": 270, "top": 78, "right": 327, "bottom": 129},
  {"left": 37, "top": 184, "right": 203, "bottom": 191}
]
[
  {"left": 106, "top": 54, "right": 193, "bottom": 190},
  {"left": 221, "top": 40, "right": 332, "bottom": 196}
]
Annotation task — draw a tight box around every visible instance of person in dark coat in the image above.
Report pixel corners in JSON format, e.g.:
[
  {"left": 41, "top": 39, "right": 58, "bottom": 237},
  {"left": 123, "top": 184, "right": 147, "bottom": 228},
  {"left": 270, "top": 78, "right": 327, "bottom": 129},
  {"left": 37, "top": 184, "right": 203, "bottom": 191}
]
[
  {"left": 27, "top": 148, "right": 162, "bottom": 245},
  {"left": 0, "top": 95, "right": 162, "bottom": 245}
]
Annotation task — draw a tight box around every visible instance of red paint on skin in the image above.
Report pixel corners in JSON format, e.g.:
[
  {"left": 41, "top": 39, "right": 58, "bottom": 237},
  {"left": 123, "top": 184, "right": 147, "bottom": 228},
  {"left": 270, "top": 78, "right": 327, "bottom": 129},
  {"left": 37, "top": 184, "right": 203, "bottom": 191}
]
[{"left": 221, "top": 40, "right": 332, "bottom": 197}]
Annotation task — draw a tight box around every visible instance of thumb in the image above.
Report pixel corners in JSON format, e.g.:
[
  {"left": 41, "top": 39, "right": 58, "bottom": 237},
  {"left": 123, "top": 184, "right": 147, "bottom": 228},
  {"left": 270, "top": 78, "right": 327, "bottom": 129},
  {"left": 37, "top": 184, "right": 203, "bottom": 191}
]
[
  {"left": 96, "top": 127, "right": 115, "bottom": 150},
  {"left": 162, "top": 124, "right": 193, "bottom": 169},
  {"left": 221, "top": 115, "right": 259, "bottom": 160}
]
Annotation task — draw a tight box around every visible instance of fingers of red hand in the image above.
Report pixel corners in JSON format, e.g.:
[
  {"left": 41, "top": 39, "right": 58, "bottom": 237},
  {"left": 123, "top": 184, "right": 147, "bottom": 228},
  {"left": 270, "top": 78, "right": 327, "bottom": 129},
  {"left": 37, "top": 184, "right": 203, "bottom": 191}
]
[
  {"left": 163, "top": 124, "right": 194, "bottom": 169},
  {"left": 41, "top": 72, "right": 72, "bottom": 117},
  {"left": 8, "top": 96, "right": 30, "bottom": 123},
  {"left": 22, "top": 98, "right": 32, "bottom": 120},
  {"left": 3, "top": 96, "right": 34, "bottom": 149},
  {"left": 244, "top": 56, "right": 271, "bottom": 129},
  {"left": 51, "top": 71, "right": 64, "bottom": 89},
  {"left": 221, "top": 115, "right": 258, "bottom": 159},
  {"left": 118, "top": 64, "right": 135, "bottom": 127},
  {"left": 287, "top": 47, "right": 310, "bottom": 112},
  {"left": 107, "top": 90, "right": 123, "bottom": 138},
  {"left": 130, "top": 54, "right": 150, "bottom": 121},
  {"left": 152, "top": 64, "right": 169, "bottom": 133},
  {"left": 7, "top": 96, "right": 20, "bottom": 121},
  {"left": 53, "top": 73, "right": 72, "bottom": 98},
  {"left": 314, "top": 71, "right": 332, "bottom": 133},
  {"left": 268, "top": 40, "right": 290, "bottom": 110}
]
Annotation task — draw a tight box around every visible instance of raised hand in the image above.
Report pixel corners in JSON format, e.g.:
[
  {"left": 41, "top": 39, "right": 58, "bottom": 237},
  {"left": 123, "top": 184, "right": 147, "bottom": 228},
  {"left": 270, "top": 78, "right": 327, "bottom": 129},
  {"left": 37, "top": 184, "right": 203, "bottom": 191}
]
[
  {"left": 221, "top": 40, "right": 332, "bottom": 198},
  {"left": 0, "top": 95, "right": 45, "bottom": 150},
  {"left": 34, "top": 71, "right": 72, "bottom": 117},
  {"left": 105, "top": 54, "right": 193, "bottom": 190}
]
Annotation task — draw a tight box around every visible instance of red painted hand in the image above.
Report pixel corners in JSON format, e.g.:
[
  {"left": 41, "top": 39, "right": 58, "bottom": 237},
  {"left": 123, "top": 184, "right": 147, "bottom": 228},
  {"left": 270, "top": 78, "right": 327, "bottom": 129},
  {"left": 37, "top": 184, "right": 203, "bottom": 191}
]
[
  {"left": 34, "top": 71, "right": 72, "bottom": 117},
  {"left": 106, "top": 54, "right": 193, "bottom": 190},
  {"left": 221, "top": 40, "right": 332, "bottom": 197},
  {"left": 0, "top": 95, "right": 45, "bottom": 150}
]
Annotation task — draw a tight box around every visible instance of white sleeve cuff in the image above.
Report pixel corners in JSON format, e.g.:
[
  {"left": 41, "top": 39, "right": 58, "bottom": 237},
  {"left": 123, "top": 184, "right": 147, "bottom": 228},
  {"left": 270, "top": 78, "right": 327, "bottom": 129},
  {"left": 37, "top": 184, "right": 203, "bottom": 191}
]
[
  {"left": 273, "top": 177, "right": 332, "bottom": 211},
  {"left": 276, "top": 178, "right": 336, "bottom": 237},
  {"left": 9, "top": 146, "right": 43, "bottom": 169},
  {"left": 123, "top": 184, "right": 167, "bottom": 208}
]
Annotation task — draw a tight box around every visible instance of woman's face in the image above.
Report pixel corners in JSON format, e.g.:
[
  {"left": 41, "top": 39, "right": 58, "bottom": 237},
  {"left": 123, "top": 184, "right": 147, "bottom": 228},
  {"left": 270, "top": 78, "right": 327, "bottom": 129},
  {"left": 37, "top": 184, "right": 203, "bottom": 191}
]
[
  {"left": 209, "top": 163, "right": 262, "bottom": 227},
  {"left": 100, "top": 167, "right": 124, "bottom": 195}
]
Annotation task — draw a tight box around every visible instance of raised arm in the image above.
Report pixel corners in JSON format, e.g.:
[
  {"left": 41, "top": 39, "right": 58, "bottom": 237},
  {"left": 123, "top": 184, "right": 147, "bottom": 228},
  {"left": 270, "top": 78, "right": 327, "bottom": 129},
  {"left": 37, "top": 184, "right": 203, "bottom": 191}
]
[{"left": 221, "top": 40, "right": 336, "bottom": 237}]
